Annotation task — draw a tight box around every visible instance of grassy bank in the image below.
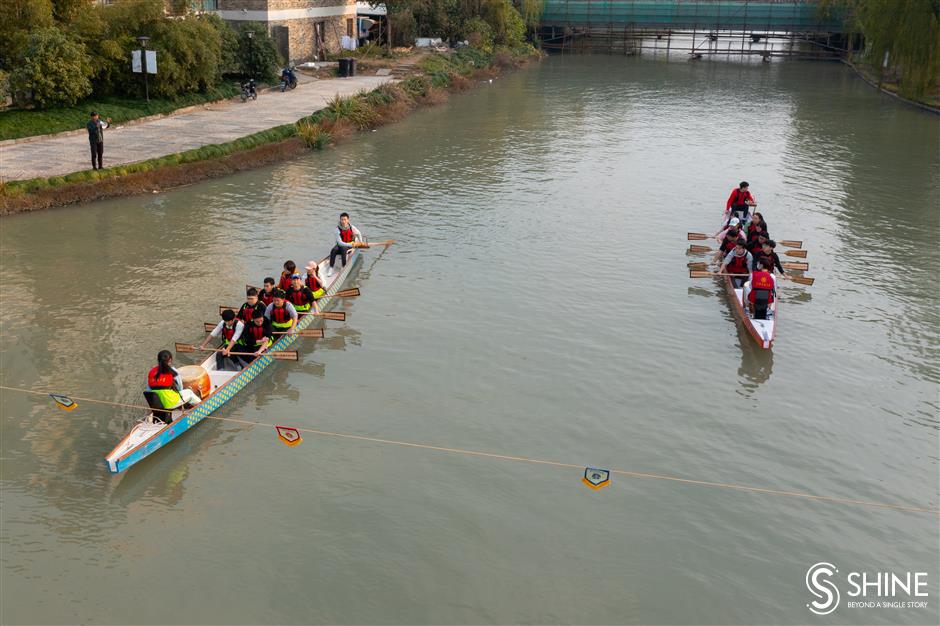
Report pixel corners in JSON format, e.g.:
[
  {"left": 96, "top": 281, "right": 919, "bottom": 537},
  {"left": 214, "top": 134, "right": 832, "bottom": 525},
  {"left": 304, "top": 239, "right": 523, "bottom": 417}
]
[
  {"left": 0, "top": 84, "right": 241, "bottom": 141},
  {"left": 845, "top": 56, "right": 940, "bottom": 112},
  {"left": 0, "top": 47, "right": 537, "bottom": 213}
]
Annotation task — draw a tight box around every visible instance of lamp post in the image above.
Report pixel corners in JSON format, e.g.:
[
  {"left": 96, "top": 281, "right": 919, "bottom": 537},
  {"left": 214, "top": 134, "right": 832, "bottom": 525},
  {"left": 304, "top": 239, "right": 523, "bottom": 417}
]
[
  {"left": 246, "top": 31, "right": 254, "bottom": 80},
  {"left": 137, "top": 35, "right": 150, "bottom": 102}
]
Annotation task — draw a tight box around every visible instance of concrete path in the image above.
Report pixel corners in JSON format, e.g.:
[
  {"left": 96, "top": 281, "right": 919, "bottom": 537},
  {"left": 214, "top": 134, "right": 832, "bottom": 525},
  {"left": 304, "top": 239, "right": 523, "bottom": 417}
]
[{"left": 0, "top": 75, "right": 393, "bottom": 182}]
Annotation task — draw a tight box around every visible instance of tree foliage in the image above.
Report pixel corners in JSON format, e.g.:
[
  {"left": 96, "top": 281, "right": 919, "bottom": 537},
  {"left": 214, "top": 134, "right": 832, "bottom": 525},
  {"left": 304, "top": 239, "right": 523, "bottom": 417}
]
[
  {"left": 0, "top": 0, "right": 54, "bottom": 68},
  {"left": 235, "top": 22, "right": 280, "bottom": 81},
  {"left": 824, "top": 0, "right": 940, "bottom": 98},
  {"left": 10, "top": 27, "right": 92, "bottom": 107},
  {"left": 382, "top": 0, "right": 537, "bottom": 48}
]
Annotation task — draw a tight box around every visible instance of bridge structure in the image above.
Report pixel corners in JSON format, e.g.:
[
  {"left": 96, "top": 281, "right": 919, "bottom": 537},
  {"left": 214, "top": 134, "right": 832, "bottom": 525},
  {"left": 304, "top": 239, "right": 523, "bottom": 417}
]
[{"left": 539, "top": 0, "right": 850, "bottom": 59}]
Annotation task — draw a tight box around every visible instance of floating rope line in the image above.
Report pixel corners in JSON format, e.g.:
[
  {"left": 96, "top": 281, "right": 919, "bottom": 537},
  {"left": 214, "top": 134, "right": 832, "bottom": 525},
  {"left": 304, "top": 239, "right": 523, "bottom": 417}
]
[{"left": 1, "top": 384, "right": 937, "bottom": 515}]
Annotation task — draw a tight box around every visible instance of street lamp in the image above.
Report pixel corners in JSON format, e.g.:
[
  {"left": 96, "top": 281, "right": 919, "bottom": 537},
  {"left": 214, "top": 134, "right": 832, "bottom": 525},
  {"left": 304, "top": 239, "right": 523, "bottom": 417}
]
[
  {"left": 246, "top": 31, "right": 254, "bottom": 80},
  {"left": 137, "top": 35, "right": 151, "bottom": 102}
]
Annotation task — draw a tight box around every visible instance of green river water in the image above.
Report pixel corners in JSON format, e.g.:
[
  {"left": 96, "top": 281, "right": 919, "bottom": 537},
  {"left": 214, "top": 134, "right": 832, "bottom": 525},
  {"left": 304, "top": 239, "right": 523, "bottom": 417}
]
[{"left": 1, "top": 54, "right": 938, "bottom": 625}]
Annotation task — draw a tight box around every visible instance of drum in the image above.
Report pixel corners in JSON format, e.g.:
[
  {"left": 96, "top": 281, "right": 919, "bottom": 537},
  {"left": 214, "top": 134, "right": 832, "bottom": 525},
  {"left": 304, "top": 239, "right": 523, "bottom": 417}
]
[{"left": 177, "top": 365, "right": 210, "bottom": 400}]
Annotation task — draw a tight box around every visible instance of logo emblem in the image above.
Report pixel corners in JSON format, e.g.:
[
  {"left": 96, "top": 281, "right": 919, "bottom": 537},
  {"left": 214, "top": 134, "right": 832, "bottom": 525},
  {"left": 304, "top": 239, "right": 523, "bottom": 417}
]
[
  {"left": 276, "top": 426, "right": 302, "bottom": 447},
  {"left": 582, "top": 467, "right": 610, "bottom": 490},
  {"left": 806, "top": 562, "right": 840, "bottom": 615}
]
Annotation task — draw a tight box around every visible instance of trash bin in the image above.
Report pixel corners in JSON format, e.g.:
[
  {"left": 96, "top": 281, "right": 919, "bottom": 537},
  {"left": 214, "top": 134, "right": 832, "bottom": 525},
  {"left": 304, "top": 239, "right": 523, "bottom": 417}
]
[{"left": 338, "top": 57, "right": 356, "bottom": 78}]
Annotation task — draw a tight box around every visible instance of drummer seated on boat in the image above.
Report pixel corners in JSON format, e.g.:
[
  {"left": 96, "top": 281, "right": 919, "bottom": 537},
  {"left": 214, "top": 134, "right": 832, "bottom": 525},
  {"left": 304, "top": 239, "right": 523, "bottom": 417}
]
[
  {"left": 304, "top": 262, "right": 325, "bottom": 298},
  {"left": 265, "top": 289, "right": 298, "bottom": 335},
  {"left": 147, "top": 350, "right": 202, "bottom": 423},
  {"left": 238, "top": 288, "right": 267, "bottom": 324},
  {"left": 278, "top": 261, "right": 297, "bottom": 292},
  {"left": 720, "top": 240, "right": 753, "bottom": 288},
  {"left": 199, "top": 309, "right": 245, "bottom": 371},
  {"left": 234, "top": 309, "right": 273, "bottom": 366},
  {"left": 726, "top": 181, "right": 756, "bottom": 222},
  {"left": 286, "top": 274, "right": 317, "bottom": 313},
  {"left": 259, "top": 278, "right": 277, "bottom": 307},
  {"left": 745, "top": 259, "right": 776, "bottom": 319}
]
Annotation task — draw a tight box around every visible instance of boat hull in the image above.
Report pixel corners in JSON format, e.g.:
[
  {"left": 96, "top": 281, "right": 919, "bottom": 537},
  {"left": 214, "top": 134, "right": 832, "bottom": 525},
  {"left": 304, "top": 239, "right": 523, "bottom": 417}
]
[
  {"left": 723, "top": 275, "right": 776, "bottom": 350},
  {"left": 105, "top": 250, "right": 361, "bottom": 473}
]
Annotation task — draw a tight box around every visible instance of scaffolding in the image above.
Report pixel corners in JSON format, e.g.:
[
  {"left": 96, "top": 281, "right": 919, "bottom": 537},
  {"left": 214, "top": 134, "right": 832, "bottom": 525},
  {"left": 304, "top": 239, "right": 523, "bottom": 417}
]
[{"left": 539, "top": 0, "right": 849, "bottom": 60}]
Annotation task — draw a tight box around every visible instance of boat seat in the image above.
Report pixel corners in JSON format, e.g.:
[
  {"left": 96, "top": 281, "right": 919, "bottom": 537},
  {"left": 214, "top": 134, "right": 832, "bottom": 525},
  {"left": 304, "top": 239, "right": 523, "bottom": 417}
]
[{"left": 143, "top": 391, "right": 173, "bottom": 425}]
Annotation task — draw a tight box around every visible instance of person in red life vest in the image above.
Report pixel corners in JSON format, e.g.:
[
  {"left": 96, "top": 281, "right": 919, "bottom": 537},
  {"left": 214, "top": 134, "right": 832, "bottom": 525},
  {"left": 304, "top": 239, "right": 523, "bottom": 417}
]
[
  {"left": 146, "top": 350, "right": 202, "bottom": 422},
  {"left": 327, "top": 212, "right": 363, "bottom": 277},
  {"left": 754, "top": 239, "right": 786, "bottom": 275},
  {"left": 304, "top": 261, "right": 325, "bottom": 298},
  {"left": 259, "top": 277, "right": 277, "bottom": 306},
  {"left": 237, "top": 288, "right": 267, "bottom": 324},
  {"left": 234, "top": 309, "right": 273, "bottom": 366},
  {"left": 747, "top": 230, "right": 769, "bottom": 256},
  {"left": 747, "top": 212, "right": 768, "bottom": 238},
  {"left": 725, "top": 181, "right": 756, "bottom": 222},
  {"left": 712, "top": 219, "right": 744, "bottom": 264},
  {"left": 264, "top": 289, "right": 298, "bottom": 335},
  {"left": 199, "top": 309, "right": 245, "bottom": 371},
  {"left": 278, "top": 261, "right": 297, "bottom": 291},
  {"left": 720, "top": 239, "right": 753, "bottom": 288},
  {"left": 746, "top": 258, "right": 776, "bottom": 319},
  {"left": 285, "top": 274, "right": 316, "bottom": 313}
]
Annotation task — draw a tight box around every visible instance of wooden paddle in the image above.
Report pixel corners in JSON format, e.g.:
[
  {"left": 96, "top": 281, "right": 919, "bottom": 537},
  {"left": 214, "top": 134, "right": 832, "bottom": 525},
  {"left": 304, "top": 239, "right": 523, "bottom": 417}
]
[
  {"left": 358, "top": 240, "right": 395, "bottom": 248},
  {"left": 175, "top": 343, "right": 299, "bottom": 361},
  {"left": 689, "top": 270, "right": 749, "bottom": 278},
  {"left": 689, "top": 232, "right": 803, "bottom": 249},
  {"left": 218, "top": 306, "right": 345, "bottom": 321},
  {"left": 787, "top": 275, "right": 815, "bottom": 286},
  {"left": 202, "top": 323, "right": 323, "bottom": 338},
  {"left": 687, "top": 232, "right": 710, "bottom": 241},
  {"left": 784, "top": 249, "right": 808, "bottom": 258},
  {"left": 782, "top": 261, "right": 809, "bottom": 271},
  {"left": 246, "top": 286, "right": 361, "bottom": 298},
  {"left": 687, "top": 261, "right": 709, "bottom": 270},
  {"left": 688, "top": 244, "right": 713, "bottom": 253}
]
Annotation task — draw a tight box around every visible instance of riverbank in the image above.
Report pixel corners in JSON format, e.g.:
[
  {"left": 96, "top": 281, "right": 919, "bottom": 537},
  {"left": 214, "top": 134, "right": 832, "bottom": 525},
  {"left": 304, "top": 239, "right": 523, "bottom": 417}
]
[
  {"left": 0, "top": 48, "right": 538, "bottom": 214},
  {"left": 843, "top": 58, "right": 940, "bottom": 115}
]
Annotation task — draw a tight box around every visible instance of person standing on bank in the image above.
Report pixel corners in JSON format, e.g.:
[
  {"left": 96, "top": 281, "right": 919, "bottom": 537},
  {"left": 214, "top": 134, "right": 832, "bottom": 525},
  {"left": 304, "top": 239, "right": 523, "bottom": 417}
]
[
  {"left": 327, "top": 212, "right": 363, "bottom": 277},
  {"left": 86, "top": 111, "right": 112, "bottom": 170}
]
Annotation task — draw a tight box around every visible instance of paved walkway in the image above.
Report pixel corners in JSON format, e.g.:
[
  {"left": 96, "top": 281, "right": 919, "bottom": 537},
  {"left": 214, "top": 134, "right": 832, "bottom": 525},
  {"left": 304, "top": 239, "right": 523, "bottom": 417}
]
[{"left": 0, "top": 75, "right": 393, "bottom": 181}]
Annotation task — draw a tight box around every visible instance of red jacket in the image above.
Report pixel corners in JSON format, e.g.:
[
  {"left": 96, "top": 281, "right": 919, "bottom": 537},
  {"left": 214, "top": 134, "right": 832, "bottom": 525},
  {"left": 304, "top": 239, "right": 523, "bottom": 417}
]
[{"left": 726, "top": 188, "right": 754, "bottom": 210}]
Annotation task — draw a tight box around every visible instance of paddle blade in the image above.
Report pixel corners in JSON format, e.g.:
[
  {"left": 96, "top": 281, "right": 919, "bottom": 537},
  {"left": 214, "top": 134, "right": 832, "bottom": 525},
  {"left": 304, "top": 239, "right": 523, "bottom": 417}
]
[
  {"left": 687, "top": 232, "right": 708, "bottom": 240},
  {"left": 334, "top": 287, "right": 360, "bottom": 298},
  {"left": 204, "top": 322, "right": 216, "bottom": 332},
  {"left": 320, "top": 311, "right": 346, "bottom": 321},
  {"left": 689, "top": 270, "right": 717, "bottom": 278},
  {"left": 49, "top": 394, "right": 78, "bottom": 412},
  {"left": 785, "top": 249, "right": 808, "bottom": 258},
  {"left": 298, "top": 328, "right": 324, "bottom": 339},
  {"left": 782, "top": 261, "right": 809, "bottom": 271},
  {"left": 219, "top": 306, "right": 237, "bottom": 315},
  {"left": 688, "top": 244, "right": 712, "bottom": 253},
  {"left": 779, "top": 240, "right": 803, "bottom": 249},
  {"left": 270, "top": 351, "right": 299, "bottom": 361},
  {"left": 789, "top": 275, "right": 815, "bottom": 286},
  {"left": 687, "top": 262, "right": 708, "bottom": 270},
  {"left": 175, "top": 342, "right": 195, "bottom": 353}
]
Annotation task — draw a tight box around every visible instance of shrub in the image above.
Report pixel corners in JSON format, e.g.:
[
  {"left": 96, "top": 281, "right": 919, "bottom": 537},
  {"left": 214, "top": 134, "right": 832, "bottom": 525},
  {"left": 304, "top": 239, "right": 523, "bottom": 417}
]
[
  {"left": 400, "top": 75, "right": 430, "bottom": 97},
  {"left": 296, "top": 120, "right": 332, "bottom": 149},
  {"left": 463, "top": 17, "right": 495, "bottom": 54},
  {"left": 10, "top": 27, "right": 92, "bottom": 107},
  {"left": 236, "top": 22, "right": 280, "bottom": 81}
]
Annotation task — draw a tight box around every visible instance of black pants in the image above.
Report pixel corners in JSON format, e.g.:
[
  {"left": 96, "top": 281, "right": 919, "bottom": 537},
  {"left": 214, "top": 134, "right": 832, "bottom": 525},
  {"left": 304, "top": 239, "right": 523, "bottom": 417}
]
[
  {"left": 730, "top": 204, "right": 749, "bottom": 221},
  {"left": 216, "top": 351, "right": 242, "bottom": 371},
  {"left": 90, "top": 141, "right": 103, "bottom": 169},
  {"left": 329, "top": 244, "right": 349, "bottom": 268}
]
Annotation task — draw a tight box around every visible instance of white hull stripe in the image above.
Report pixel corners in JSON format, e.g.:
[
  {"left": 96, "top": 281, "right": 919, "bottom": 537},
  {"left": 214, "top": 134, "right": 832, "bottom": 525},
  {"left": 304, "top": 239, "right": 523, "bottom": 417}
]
[{"left": 216, "top": 7, "right": 356, "bottom": 21}]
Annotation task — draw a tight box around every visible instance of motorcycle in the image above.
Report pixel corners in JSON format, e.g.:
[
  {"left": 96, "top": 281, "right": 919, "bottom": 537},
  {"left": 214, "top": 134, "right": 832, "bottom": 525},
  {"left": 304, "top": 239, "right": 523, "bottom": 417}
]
[
  {"left": 280, "top": 66, "right": 298, "bottom": 92},
  {"left": 240, "top": 79, "right": 258, "bottom": 102}
]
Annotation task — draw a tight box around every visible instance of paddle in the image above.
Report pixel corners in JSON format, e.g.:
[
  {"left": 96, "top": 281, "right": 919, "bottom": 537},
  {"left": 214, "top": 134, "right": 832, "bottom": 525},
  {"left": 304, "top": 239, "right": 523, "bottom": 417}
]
[
  {"left": 202, "top": 323, "right": 324, "bottom": 338},
  {"left": 784, "top": 249, "right": 808, "bottom": 258},
  {"left": 689, "top": 270, "right": 750, "bottom": 278},
  {"left": 687, "top": 261, "right": 709, "bottom": 270},
  {"left": 787, "top": 275, "right": 815, "bottom": 286},
  {"left": 782, "top": 261, "right": 809, "bottom": 271},
  {"left": 246, "top": 286, "right": 361, "bottom": 298},
  {"left": 219, "top": 306, "right": 345, "bottom": 321},
  {"left": 689, "top": 232, "right": 803, "bottom": 249},
  {"left": 175, "top": 343, "right": 299, "bottom": 361},
  {"left": 358, "top": 240, "right": 395, "bottom": 248},
  {"left": 687, "top": 232, "right": 710, "bottom": 241},
  {"left": 688, "top": 244, "right": 713, "bottom": 253}
]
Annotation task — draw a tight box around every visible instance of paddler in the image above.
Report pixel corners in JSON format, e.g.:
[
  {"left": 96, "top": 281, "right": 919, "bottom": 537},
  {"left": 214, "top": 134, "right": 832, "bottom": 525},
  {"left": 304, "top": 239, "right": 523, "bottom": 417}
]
[
  {"left": 304, "top": 262, "right": 325, "bottom": 298},
  {"left": 285, "top": 274, "right": 317, "bottom": 313},
  {"left": 146, "top": 350, "right": 202, "bottom": 422},
  {"left": 234, "top": 309, "right": 273, "bottom": 366},
  {"left": 755, "top": 239, "right": 786, "bottom": 275},
  {"left": 259, "top": 277, "right": 277, "bottom": 306},
  {"left": 745, "top": 258, "right": 776, "bottom": 319},
  {"left": 327, "top": 212, "right": 363, "bottom": 277},
  {"left": 264, "top": 289, "right": 298, "bottom": 335},
  {"left": 725, "top": 181, "right": 757, "bottom": 222},
  {"left": 278, "top": 261, "right": 297, "bottom": 291},
  {"left": 199, "top": 309, "right": 245, "bottom": 371},
  {"left": 237, "top": 288, "right": 267, "bottom": 324},
  {"left": 713, "top": 217, "right": 744, "bottom": 264},
  {"left": 720, "top": 239, "right": 753, "bottom": 288}
]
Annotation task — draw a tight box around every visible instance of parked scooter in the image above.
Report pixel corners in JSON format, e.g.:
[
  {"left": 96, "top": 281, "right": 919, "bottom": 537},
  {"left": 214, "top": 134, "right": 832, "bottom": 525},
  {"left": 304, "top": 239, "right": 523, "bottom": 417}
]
[
  {"left": 240, "top": 79, "right": 258, "bottom": 102},
  {"left": 280, "top": 66, "right": 298, "bottom": 91}
]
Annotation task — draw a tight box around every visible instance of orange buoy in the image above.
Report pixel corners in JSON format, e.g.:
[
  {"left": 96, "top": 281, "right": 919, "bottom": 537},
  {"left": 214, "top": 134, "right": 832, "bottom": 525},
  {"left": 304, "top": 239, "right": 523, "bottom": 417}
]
[{"left": 178, "top": 365, "right": 210, "bottom": 400}]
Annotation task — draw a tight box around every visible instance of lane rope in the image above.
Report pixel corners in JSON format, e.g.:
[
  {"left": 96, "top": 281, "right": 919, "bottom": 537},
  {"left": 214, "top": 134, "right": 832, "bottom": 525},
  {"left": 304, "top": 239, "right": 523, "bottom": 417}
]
[{"left": 1, "top": 384, "right": 937, "bottom": 515}]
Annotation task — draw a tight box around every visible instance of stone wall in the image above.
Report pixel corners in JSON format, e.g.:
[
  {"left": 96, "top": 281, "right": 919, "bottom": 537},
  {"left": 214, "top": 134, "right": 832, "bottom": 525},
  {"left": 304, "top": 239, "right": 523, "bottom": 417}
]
[{"left": 270, "top": 15, "right": 350, "bottom": 62}]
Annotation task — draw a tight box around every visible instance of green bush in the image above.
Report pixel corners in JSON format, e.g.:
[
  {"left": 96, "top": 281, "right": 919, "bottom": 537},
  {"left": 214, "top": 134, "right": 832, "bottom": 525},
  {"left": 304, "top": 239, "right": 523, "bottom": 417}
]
[
  {"left": 236, "top": 23, "right": 280, "bottom": 82},
  {"left": 463, "top": 17, "right": 495, "bottom": 53},
  {"left": 296, "top": 120, "right": 332, "bottom": 149},
  {"left": 10, "top": 27, "right": 93, "bottom": 107},
  {"left": 0, "top": 0, "right": 54, "bottom": 68}
]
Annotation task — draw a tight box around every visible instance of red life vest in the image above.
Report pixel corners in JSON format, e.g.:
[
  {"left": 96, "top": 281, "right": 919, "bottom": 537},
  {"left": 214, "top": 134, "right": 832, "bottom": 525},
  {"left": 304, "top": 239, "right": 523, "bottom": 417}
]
[
  {"left": 259, "top": 289, "right": 275, "bottom": 306},
  {"left": 730, "top": 188, "right": 752, "bottom": 207},
  {"left": 238, "top": 302, "right": 264, "bottom": 324},
  {"left": 278, "top": 273, "right": 293, "bottom": 291},
  {"left": 148, "top": 367, "right": 174, "bottom": 389},
  {"left": 286, "top": 286, "right": 312, "bottom": 308},
  {"left": 726, "top": 252, "right": 750, "bottom": 275},
  {"left": 305, "top": 273, "right": 321, "bottom": 292},
  {"left": 722, "top": 230, "right": 742, "bottom": 252},
  {"left": 220, "top": 323, "right": 238, "bottom": 345},
  {"left": 270, "top": 304, "right": 291, "bottom": 324},
  {"left": 243, "top": 322, "right": 268, "bottom": 345},
  {"left": 749, "top": 271, "right": 776, "bottom": 304},
  {"left": 340, "top": 227, "right": 355, "bottom": 243}
]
